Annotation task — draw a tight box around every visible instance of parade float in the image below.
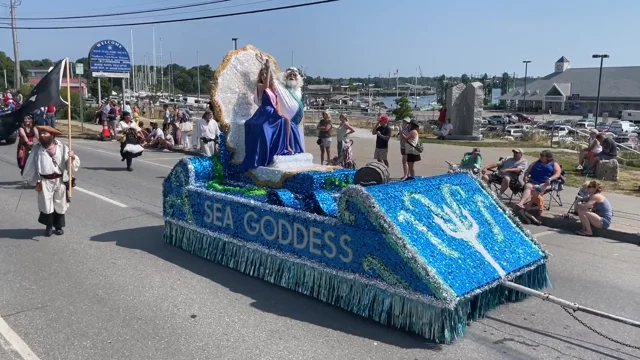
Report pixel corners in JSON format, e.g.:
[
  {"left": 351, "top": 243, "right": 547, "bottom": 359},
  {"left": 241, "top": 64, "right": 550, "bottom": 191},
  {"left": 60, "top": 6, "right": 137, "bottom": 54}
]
[{"left": 162, "top": 45, "right": 550, "bottom": 343}]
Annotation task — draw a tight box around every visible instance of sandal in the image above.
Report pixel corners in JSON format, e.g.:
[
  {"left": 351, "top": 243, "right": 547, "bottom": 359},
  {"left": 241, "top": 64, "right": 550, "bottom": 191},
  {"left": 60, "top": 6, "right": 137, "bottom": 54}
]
[{"left": 574, "top": 230, "right": 593, "bottom": 237}]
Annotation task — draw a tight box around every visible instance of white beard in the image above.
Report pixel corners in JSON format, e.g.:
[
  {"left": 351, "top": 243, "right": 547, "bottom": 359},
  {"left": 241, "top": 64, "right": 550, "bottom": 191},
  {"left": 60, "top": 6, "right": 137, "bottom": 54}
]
[{"left": 278, "top": 72, "right": 303, "bottom": 98}]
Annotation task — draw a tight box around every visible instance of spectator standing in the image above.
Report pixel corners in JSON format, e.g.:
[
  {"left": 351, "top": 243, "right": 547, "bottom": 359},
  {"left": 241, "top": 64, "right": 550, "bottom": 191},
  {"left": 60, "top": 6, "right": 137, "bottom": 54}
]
[
  {"left": 317, "top": 111, "right": 333, "bottom": 165},
  {"left": 399, "top": 117, "right": 411, "bottom": 180},
  {"left": 401, "top": 119, "right": 421, "bottom": 179},
  {"left": 45, "top": 105, "right": 56, "bottom": 128},
  {"left": 371, "top": 115, "right": 391, "bottom": 167},
  {"left": 107, "top": 100, "right": 118, "bottom": 141},
  {"left": 336, "top": 114, "right": 355, "bottom": 157}
]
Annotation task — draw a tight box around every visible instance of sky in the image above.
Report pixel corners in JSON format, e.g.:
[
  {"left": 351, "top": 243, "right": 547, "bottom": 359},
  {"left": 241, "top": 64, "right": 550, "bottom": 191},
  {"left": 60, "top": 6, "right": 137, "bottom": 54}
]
[{"left": 0, "top": 0, "right": 638, "bottom": 78}]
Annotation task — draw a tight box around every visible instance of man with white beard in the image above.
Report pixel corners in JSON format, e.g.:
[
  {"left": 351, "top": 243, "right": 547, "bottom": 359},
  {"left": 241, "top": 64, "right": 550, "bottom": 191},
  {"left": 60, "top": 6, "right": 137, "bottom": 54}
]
[{"left": 275, "top": 67, "right": 305, "bottom": 152}]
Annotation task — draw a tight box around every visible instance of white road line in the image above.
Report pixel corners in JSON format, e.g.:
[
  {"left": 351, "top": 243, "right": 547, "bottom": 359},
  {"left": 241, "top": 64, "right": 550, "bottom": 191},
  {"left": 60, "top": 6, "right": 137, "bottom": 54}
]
[
  {"left": 0, "top": 316, "right": 41, "bottom": 360},
  {"left": 535, "top": 230, "right": 557, "bottom": 238},
  {"left": 75, "top": 187, "right": 128, "bottom": 208},
  {"left": 70, "top": 143, "right": 175, "bottom": 169}
]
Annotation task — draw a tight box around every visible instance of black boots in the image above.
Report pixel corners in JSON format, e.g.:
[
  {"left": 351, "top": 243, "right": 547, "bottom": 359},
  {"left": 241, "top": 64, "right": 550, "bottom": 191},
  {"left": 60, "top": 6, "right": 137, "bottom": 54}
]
[{"left": 44, "top": 227, "right": 64, "bottom": 237}]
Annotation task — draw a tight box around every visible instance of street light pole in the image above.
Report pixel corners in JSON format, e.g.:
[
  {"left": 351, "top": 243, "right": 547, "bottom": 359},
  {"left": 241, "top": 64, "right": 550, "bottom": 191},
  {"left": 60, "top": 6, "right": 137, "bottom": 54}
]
[
  {"left": 522, "top": 60, "right": 531, "bottom": 113},
  {"left": 232, "top": 38, "right": 238, "bottom": 50},
  {"left": 592, "top": 54, "right": 609, "bottom": 127}
]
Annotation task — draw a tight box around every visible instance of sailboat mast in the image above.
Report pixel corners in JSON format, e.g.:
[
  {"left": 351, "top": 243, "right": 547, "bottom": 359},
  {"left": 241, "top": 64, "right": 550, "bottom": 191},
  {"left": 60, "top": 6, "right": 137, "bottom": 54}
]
[{"left": 152, "top": 26, "right": 156, "bottom": 91}]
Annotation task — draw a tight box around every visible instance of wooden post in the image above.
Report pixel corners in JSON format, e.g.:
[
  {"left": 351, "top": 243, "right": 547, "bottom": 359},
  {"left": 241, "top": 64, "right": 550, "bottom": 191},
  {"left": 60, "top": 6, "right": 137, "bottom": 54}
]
[{"left": 65, "top": 58, "right": 73, "bottom": 199}]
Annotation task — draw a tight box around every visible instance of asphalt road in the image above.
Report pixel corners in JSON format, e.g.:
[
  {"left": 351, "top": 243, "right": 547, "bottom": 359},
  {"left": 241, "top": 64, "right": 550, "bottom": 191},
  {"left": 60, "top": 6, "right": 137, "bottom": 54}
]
[{"left": 0, "top": 138, "right": 639, "bottom": 360}]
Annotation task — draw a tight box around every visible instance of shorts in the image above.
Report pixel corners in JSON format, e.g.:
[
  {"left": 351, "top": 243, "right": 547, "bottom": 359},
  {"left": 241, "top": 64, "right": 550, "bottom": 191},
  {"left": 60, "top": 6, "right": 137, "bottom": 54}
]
[
  {"left": 601, "top": 217, "right": 612, "bottom": 230},
  {"left": 400, "top": 141, "right": 406, "bottom": 155},
  {"left": 490, "top": 173, "right": 503, "bottom": 183},
  {"left": 407, "top": 153, "right": 421, "bottom": 163},
  {"left": 597, "top": 152, "right": 613, "bottom": 160},
  {"left": 319, "top": 138, "right": 332, "bottom": 148},
  {"left": 584, "top": 151, "right": 597, "bottom": 159},
  {"left": 374, "top": 148, "right": 388, "bottom": 162}
]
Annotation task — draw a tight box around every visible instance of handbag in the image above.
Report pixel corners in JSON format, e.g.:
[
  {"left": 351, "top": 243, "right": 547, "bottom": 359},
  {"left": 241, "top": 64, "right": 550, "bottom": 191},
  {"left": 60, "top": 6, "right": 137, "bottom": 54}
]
[
  {"left": 407, "top": 140, "right": 424, "bottom": 154},
  {"left": 180, "top": 121, "right": 193, "bottom": 133}
]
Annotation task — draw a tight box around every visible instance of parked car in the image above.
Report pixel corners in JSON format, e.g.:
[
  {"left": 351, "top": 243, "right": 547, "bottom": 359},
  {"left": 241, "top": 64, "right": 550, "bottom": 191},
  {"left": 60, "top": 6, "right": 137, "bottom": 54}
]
[
  {"left": 514, "top": 113, "right": 535, "bottom": 122},
  {"left": 487, "top": 115, "right": 506, "bottom": 125},
  {"left": 609, "top": 120, "right": 635, "bottom": 135},
  {"left": 597, "top": 123, "right": 610, "bottom": 132},
  {"left": 574, "top": 121, "right": 595, "bottom": 130},
  {"left": 505, "top": 124, "right": 532, "bottom": 131},
  {"left": 504, "top": 128, "right": 523, "bottom": 138}
]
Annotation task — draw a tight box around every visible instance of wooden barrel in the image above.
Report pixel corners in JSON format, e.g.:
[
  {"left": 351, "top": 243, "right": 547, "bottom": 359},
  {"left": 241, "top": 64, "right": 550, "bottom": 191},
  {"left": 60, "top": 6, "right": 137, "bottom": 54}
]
[{"left": 354, "top": 162, "right": 390, "bottom": 186}]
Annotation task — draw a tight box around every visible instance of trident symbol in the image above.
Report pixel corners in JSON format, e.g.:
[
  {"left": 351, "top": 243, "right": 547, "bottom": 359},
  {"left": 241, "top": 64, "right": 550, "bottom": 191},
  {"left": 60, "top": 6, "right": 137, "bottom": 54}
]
[{"left": 403, "top": 186, "right": 506, "bottom": 277}]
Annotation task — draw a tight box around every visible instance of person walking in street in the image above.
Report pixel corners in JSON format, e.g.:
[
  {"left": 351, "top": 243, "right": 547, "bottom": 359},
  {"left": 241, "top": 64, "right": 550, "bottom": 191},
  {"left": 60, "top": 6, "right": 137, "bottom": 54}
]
[
  {"left": 17, "top": 115, "right": 39, "bottom": 176},
  {"left": 193, "top": 110, "right": 220, "bottom": 156},
  {"left": 317, "top": 111, "right": 333, "bottom": 165},
  {"left": 22, "top": 126, "right": 81, "bottom": 237},
  {"left": 372, "top": 115, "right": 391, "bottom": 167},
  {"left": 117, "top": 111, "right": 144, "bottom": 171}
]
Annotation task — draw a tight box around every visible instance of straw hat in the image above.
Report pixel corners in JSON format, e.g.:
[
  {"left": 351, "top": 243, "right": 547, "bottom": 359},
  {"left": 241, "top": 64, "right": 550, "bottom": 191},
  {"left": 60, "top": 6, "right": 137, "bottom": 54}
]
[{"left": 36, "top": 125, "right": 62, "bottom": 136}]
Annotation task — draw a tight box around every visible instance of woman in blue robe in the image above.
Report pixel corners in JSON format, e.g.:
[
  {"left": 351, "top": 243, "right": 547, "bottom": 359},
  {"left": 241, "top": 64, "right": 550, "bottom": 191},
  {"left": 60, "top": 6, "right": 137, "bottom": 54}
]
[{"left": 241, "top": 61, "right": 304, "bottom": 170}]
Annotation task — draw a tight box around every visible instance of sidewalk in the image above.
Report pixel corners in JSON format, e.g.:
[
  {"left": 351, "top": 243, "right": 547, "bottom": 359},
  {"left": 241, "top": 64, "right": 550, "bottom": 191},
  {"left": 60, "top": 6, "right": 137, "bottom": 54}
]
[{"left": 63, "top": 119, "right": 640, "bottom": 244}]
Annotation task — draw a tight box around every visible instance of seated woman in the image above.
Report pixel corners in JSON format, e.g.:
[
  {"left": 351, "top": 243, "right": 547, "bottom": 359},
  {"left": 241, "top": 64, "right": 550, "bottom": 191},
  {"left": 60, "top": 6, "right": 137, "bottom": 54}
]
[
  {"left": 447, "top": 148, "right": 482, "bottom": 174},
  {"left": 241, "top": 59, "right": 304, "bottom": 170},
  {"left": 516, "top": 150, "right": 562, "bottom": 209},
  {"left": 575, "top": 180, "right": 613, "bottom": 236},
  {"left": 519, "top": 189, "right": 544, "bottom": 226}
]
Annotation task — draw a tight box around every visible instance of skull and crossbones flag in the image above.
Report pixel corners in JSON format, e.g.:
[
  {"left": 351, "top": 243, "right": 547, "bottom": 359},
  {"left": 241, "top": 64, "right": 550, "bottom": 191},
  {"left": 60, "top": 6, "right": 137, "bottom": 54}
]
[{"left": 0, "top": 58, "right": 67, "bottom": 140}]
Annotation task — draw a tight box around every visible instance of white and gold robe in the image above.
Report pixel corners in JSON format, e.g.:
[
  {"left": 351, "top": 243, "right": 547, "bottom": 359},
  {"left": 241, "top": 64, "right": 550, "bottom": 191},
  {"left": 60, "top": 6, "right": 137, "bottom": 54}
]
[{"left": 22, "top": 140, "right": 81, "bottom": 215}]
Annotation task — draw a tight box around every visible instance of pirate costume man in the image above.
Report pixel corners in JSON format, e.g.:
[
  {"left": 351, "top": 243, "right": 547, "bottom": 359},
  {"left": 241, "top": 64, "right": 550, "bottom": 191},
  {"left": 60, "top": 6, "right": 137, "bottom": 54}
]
[
  {"left": 117, "top": 111, "right": 144, "bottom": 171},
  {"left": 22, "top": 126, "right": 81, "bottom": 237}
]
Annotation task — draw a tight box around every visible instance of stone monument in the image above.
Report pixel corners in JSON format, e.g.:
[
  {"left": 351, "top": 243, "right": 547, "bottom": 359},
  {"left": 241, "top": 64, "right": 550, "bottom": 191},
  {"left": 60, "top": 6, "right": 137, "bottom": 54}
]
[{"left": 445, "top": 81, "right": 484, "bottom": 140}]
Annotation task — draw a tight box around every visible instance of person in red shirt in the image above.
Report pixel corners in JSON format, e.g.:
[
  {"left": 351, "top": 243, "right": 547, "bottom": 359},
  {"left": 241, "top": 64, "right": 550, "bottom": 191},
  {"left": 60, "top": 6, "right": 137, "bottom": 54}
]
[
  {"left": 46, "top": 105, "right": 56, "bottom": 128},
  {"left": 438, "top": 106, "right": 447, "bottom": 128}
]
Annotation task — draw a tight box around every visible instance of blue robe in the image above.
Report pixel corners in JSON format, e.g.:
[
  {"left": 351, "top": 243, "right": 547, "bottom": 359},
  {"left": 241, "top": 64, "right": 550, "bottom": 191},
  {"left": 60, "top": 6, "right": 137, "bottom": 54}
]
[{"left": 241, "top": 89, "right": 304, "bottom": 170}]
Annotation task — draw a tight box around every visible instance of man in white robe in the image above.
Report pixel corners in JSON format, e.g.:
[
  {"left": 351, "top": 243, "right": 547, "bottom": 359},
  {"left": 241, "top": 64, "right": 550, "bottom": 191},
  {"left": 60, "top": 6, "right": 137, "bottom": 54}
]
[
  {"left": 22, "top": 126, "right": 81, "bottom": 237},
  {"left": 275, "top": 67, "right": 305, "bottom": 152},
  {"left": 192, "top": 109, "right": 220, "bottom": 156}
]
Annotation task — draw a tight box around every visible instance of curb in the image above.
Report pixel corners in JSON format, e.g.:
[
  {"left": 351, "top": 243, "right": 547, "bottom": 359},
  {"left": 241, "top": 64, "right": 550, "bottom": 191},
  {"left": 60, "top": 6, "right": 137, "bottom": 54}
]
[{"left": 539, "top": 215, "right": 639, "bottom": 245}]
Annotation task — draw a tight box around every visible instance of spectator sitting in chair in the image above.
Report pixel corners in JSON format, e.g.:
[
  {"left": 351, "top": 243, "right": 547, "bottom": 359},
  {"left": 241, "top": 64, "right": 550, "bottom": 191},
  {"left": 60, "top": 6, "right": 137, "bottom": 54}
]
[
  {"left": 589, "top": 133, "right": 618, "bottom": 170},
  {"left": 434, "top": 118, "right": 453, "bottom": 140},
  {"left": 447, "top": 147, "right": 482, "bottom": 174},
  {"left": 576, "top": 129, "right": 601, "bottom": 170},
  {"left": 516, "top": 150, "right": 562, "bottom": 210},
  {"left": 481, "top": 148, "right": 528, "bottom": 196}
]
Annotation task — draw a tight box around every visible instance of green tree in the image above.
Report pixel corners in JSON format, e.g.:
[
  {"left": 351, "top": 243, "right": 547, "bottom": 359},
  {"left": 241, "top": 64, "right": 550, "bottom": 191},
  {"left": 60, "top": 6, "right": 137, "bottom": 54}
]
[
  {"left": 461, "top": 73, "right": 470, "bottom": 84},
  {"left": 500, "top": 72, "right": 511, "bottom": 95},
  {"left": 89, "top": 78, "right": 113, "bottom": 99},
  {"left": 436, "top": 74, "right": 446, "bottom": 105},
  {"left": 392, "top": 97, "right": 413, "bottom": 120}
]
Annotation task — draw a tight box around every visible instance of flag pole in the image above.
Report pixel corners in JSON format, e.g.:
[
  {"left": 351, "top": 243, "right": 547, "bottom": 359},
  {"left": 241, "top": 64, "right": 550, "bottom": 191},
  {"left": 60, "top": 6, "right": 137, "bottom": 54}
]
[{"left": 65, "top": 57, "right": 73, "bottom": 199}]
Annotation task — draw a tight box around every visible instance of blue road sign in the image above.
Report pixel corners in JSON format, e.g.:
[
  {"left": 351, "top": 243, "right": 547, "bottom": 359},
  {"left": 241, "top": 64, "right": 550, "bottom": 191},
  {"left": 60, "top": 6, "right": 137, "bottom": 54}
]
[{"left": 88, "top": 40, "right": 131, "bottom": 73}]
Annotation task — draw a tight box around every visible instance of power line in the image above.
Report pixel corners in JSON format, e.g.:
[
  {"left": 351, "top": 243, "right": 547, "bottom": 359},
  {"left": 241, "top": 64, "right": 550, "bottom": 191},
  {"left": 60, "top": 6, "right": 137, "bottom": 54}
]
[
  {"left": 14, "top": 0, "right": 176, "bottom": 16},
  {"left": 0, "top": 0, "right": 338, "bottom": 29},
  {"left": 0, "top": 0, "right": 231, "bottom": 21},
  {"left": 8, "top": 0, "right": 274, "bottom": 23}
]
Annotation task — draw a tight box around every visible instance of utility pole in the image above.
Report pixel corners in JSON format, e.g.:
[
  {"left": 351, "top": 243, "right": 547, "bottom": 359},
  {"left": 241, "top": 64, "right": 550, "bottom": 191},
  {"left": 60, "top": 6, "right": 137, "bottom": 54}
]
[
  {"left": 522, "top": 61, "right": 531, "bottom": 113},
  {"left": 10, "top": 0, "right": 22, "bottom": 88},
  {"left": 196, "top": 51, "right": 200, "bottom": 100}
]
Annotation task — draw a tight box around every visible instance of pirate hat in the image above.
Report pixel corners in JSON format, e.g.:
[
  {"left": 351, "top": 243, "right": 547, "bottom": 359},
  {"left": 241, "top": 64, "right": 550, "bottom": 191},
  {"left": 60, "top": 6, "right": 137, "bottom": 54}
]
[{"left": 36, "top": 125, "right": 63, "bottom": 136}]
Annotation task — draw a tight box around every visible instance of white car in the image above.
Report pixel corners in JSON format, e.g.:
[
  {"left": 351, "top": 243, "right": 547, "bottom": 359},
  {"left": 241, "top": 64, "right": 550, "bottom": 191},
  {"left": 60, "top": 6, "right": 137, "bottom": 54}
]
[{"left": 505, "top": 124, "right": 531, "bottom": 131}]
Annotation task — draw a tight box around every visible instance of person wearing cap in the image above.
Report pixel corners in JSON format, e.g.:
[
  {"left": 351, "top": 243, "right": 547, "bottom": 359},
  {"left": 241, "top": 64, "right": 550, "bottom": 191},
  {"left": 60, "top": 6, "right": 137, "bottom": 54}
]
[
  {"left": 577, "top": 129, "right": 602, "bottom": 170},
  {"left": 22, "top": 125, "right": 81, "bottom": 237},
  {"left": 398, "top": 117, "right": 411, "bottom": 180},
  {"left": 193, "top": 109, "right": 220, "bottom": 156},
  {"left": 481, "top": 148, "right": 528, "bottom": 196},
  {"left": 372, "top": 115, "right": 392, "bottom": 166},
  {"left": 450, "top": 147, "right": 482, "bottom": 173}
]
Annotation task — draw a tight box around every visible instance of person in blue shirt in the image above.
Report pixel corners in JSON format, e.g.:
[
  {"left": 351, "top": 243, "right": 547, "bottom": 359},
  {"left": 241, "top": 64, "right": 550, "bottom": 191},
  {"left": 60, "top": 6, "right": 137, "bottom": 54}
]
[{"left": 516, "top": 150, "right": 562, "bottom": 209}]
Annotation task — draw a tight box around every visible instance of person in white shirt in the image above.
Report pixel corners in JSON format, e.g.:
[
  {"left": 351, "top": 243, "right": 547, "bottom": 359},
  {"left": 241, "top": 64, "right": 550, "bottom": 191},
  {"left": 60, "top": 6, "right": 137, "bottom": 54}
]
[
  {"left": 123, "top": 101, "right": 132, "bottom": 115},
  {"left": 192, "top": 109, "right": 220, "bottom": 156},
  {"left": 436, "top": 119, "right": 453, "bottom": 139},
  {"left": 577, "top": 129, "right": 603, "bottom": 170},
  {"left": 145, "top": 122, "right": 165, "bottom": 148},
  {"left": 22, "top": 126, "right": 81, "bottom": 237}
]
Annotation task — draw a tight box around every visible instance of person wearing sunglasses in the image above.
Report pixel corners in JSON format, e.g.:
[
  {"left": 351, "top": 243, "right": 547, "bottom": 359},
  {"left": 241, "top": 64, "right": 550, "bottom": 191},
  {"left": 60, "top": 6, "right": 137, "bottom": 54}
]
[{"left": 516, "top": 150, "right": 562, "bottom": 209}]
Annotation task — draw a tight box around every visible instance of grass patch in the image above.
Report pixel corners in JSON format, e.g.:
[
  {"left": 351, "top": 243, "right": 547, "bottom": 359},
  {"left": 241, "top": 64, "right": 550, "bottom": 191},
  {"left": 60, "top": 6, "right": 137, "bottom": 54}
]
[
  {"left": 58, "top": 125, "right": 100, "bottom": 138},
  {"left": 526, "top": 152, "right": 640, "bottom": 197}
]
